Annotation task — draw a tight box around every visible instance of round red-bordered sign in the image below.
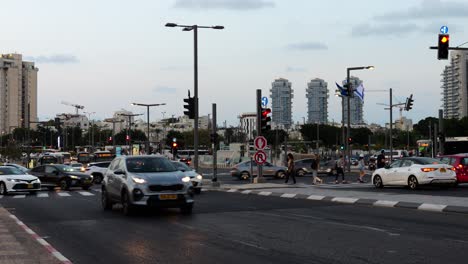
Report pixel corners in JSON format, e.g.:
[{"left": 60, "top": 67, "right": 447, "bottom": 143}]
[
  {"left": 254, "top": 150, "right": 267, "bottom": 165},
  {"left": 254, "top": 136, "right": 267, "bottom": 150}
]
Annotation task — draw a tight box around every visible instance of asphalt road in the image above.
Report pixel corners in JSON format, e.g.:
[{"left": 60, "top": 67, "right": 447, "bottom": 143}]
[{"left": 1, "top": 187, "right": 468, "bottom": 264}]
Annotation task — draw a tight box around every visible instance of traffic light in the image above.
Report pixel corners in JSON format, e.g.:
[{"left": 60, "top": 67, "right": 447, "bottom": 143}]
[
  {"left": 108, "top": 136, "right": 113, "bottom": 143},
  {"left": 438, "top": 34, "right": 449, "bottom": 60},
  {"left": 126, "top": 135, "right": 130, "bottom": 142},
  {"left": 261, "top": 108, "right": 272, "bottom": 133},
  {"left": 348, "top": 137, "right": 353, "bottom": 145},
  {"left": 171, "top": 142, "right": 178, "bottom": 157},
  {"left": 183, "top": 96, "right": 195, "bottom": 119},
  {"left": 340, "top": 145, "right": 344, "bottom": 150},
  {"left": 404, "top": 94, "right": 414, "bottom": 111},
  {"left": 210, "top": 133, "right": 218, "bottom": 144}
]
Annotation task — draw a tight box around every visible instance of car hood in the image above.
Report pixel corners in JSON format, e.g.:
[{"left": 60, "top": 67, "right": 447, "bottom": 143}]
[
  {"left": 131, "top": 171, "right": 186, "bottom": 184},
  {"left": 1, "top": 174, "right": 38, "bottom": 181}
]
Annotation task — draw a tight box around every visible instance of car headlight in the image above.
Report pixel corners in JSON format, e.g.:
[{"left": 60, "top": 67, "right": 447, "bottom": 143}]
[
  {"left": 70, "top": 175, "right": 79, "bottom": 179},
  {"left": 182, "top": 176, "right": 191, "bottom": 183},
  {"left": 196, "top": 175, "right": 202, "bottom": 180},
  {"left": 132, "top": 177, "right": 146, "bottom": 184},
  {"left": 6, "top": 178, "right": 21, "bottom": 182}
]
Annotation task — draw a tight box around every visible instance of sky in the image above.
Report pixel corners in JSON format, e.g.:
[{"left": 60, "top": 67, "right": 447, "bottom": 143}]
[{"left": 2, "top": 0, "right": 467, "bottom": 126}]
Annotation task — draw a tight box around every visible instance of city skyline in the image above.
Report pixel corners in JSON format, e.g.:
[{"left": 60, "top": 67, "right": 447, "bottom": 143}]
[{"left": 1, "top": 0, "right": 467, "bottom": 126}]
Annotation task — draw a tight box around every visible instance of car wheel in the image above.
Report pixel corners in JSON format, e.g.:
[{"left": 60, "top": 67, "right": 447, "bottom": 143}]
[
  {"left": 180, "top": 204, "right": 193, "bottom": 215},
  {"left": 296, "top": 169, "right": 306, "bottom": 177},
  {"left": 59, "top": 179, "right": 70, "bottom": 191},
  {"left": 121, "top": 191, "right": 135, "bottom": 216},
  {"left": 408, "top": 176, "right": 418, "bottom": 190},
  {"left": 240, "top": 172, "right": 250, "bottom": 180},
  {"left": 276, "top": 171, "right": 286, "bottom": 179},
  {"left": 0, "top": 182, "right": 8, "bottom": 195},
  {"left": 93, "top": 174, "right": 103, "bottom": 184},
  {"left": 101, "top": 188, "right": 113, "bottom": 210},
  {"left": 373, "top": 175, "right": 383, "bottom": 189}
]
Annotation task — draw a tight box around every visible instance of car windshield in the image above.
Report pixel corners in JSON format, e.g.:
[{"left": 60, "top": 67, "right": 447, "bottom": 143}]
[
  {"left": 174, "top": 162, "right": 191, "bottom": 171},
  {"left": 0, "top": 167, "right": 24, "bottom": 175},
  {"left": 126, "top": 157, "right": 177, "bottom": 173},
  {"left": 411, "top": 158, "right": 441, "bottom": 165},
  {"left": 56, "top": 165, "right": 79, "bottom": 172}
]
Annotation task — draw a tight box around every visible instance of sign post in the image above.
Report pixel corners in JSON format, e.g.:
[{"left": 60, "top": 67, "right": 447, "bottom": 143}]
[{"left": 254, "top": 135, "right": 268, "bottom": 183}]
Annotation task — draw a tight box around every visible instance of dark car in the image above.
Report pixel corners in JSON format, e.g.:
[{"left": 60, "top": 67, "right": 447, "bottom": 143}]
[
  {"left": 29, "top": 164, "right": 93, "bottom": 190},
  {"left": 437, "top": 154, "right": 468, "bottom": 184}
]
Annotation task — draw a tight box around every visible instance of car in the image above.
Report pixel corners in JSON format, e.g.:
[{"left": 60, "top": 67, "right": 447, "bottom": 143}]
[
  {"left": 0, "top": 166, "right": 41, "bottom": 195},
  {"left": 437, "top": 154, "right": 468, "bottom": 184},
  {"left": 371, "top": 157, "right": 457, "bottom": 190},
  {"left": 230, "top": 161, "right": 287, "bottom": 180},
  {"left": 178, "top": 157, "right": 192, "bottom": 166},
  {"left": 101, "top": 155, "right": 194, "bottom": 215},
  {"left": 3, "top": 163, "right": 30, "bottom": 174},
  {"left": 172, "top": 161, "right": 203, "bottom": 194},
  {"left": 294, "top": 159, "right": 336, "bottom": 176},
  {"left": 64, "top": 162, "right": 85, "bottom": 171},
  {"left": 29, "top": 164, "right": 93, "bottom": 191},
  {"left": 84, "top": 161, "right": 111, "bottom": 184}
]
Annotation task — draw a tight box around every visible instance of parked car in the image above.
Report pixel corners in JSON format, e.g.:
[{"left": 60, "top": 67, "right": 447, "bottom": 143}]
[
  {"left": 372, "top": 157, "right": 456, "bottom": 190},
  {"left": 29, "top": 164, "right": 93, "bottom": 190},
  {"left": 3, "top": 163, "right": 30, "bottom": 174},
  {"left": 101, "top": 156, "right": 194, "bottom": 215},
  {"left": 0, "top": 166, "right": 41, "bottom": 195},
  {"left": 230, "top": 161, "right": 287, "bottom": 180},
  {"left": 437, "top": 154, "right": 468, "bottom": 184},
  {"left": 84, "top": 161, "right": 111, "bottom": 184},
  {"left": 172, "top": 161, "right": 203, "bottom": 194}
]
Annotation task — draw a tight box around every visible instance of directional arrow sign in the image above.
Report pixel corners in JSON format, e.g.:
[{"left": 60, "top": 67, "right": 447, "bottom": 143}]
[
  {"left": 254, "top": 136, "right": 267, "bottom": 150},
  {"left": 254, "top": 150, "right": 267, "bottom": 165}
]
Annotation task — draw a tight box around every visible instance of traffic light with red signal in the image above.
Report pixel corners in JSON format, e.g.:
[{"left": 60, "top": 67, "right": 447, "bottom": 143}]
[
  {"left": 438, "top": 34, "right": 449, "bottom": 60},
  {"left": 261, "top": 108, "right": 271, "bottom": 133},
  {"left": 126, "top": 135, "right": 130, "bottom": 142}
]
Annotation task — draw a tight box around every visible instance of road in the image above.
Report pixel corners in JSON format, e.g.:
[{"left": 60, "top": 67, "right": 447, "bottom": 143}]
[{"left": 1, "top": 187, "right": 468, "bottom": 264}]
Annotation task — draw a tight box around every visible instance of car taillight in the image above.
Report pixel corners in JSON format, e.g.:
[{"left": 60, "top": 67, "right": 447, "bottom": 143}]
[
  {"left": 421, "top": 168, "right": 437, "bottom": 172},
  {"left": 457, "top": 164, "right": 464, "bottom": 170},
  {"left": 451, "top": 167, "right": 457, "bottom": 171}
]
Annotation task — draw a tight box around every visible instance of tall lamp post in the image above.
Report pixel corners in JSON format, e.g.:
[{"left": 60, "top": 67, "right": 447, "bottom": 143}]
[
  {"left": 345, "top": 66, "right": 374, "bottom": 173},
  {"left": 165, "top": 22, "right": 224, "bottom": 171},
  {"left": 131, "top": 103, "right": 166, "bottom": 154}
]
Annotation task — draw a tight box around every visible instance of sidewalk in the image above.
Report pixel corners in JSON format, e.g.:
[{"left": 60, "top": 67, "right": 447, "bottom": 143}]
[
  {"left": 205, "top": 181, "right": 468, "bottom": 214},
  {"left": 0, "top": 207, "right": 66, "bottom": 264}
]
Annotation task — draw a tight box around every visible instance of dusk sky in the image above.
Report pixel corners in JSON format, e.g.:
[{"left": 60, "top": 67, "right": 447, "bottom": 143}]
[{"left": 2, "top": 0, "right": 468, "bottom": 126}]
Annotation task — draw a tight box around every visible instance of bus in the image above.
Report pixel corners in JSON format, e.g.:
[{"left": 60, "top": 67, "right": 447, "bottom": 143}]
[
  {"left": 77, "top": 151, "right": 115, "bottom": 164},
  {"left": 444, "top": 137, "right": 468, "bottom": 155}
]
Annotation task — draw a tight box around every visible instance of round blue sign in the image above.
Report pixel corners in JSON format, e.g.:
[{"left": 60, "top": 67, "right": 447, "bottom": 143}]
[
  {"left": 261, "top": 97, "right": 268, "bottom": 107},
  {"left": 440, "top": 26, "right": 449, "bottom": 34}
]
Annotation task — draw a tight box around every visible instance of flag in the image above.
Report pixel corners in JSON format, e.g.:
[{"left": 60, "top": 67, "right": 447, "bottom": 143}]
[
  {"left": 335, "top": 82, "right": 347, "bottom": 96},
  {"left": 354, "top": 83, "right": 365, "bottom": 101}
]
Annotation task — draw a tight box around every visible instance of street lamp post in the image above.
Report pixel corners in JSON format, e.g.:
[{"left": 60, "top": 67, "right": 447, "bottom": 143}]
[
  {"left": 345, "top": 66, "right": 374, "bottom": 173},
  {"left": 165, "top": 22, "right": 224, "bottom": 171},
  {"left": 131, "top": 103, "right": 166, "bottom": 154}
]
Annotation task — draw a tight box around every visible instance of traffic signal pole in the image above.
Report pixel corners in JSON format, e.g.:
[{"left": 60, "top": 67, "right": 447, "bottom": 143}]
[
  {"left": 256, "top": 89, "right": 264, "bottom": 182},
  {"left": 212, "top": 103, "right": 220, "bottom": 187}
]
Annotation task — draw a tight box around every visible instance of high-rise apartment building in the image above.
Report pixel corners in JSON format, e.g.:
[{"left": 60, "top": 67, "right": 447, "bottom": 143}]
[
  {"left": 343, "top": 76, "right": 364, "bottom": 124},
  {"left": 270, "top": 78, "right": 293, "bottom": 128},
  {"left": 0, "top": 54, "right": 38, "bottom": 134},
  {"left": 306, "top": 78, "right": 328, "bottom": 124},
  {"left": 441, "top": 50, "right": 468, "bottom": 119}
]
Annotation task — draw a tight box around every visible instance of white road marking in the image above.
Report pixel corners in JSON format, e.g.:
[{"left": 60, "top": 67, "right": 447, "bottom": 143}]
[
  {"left": 374, "top": 200, "right": 398, "bottom": 207},
  {"left": 306, "top": 195, "right": 325, "bottom": 200},
  {"left": 258, "top": 191, "right": 272, "bottom": 196},
  {"left": 78, "top": 191, "right": 94, "bottom": 196},
  {"left": 226, "top": 189, "right": 237, "bottom": 192},
  {"left": 0, "top": 195, "right": 3, "bottom": 199},
  {"left": 37, "top": 193, "right": 49, "bottom": 198},
  {"left": 418, "top": 203, "right": 446, "bottom": 212},
  {"left": 12, "top": 195, "right": 26, "bottom": 199},
  {"left": 56, "top": 192, "right": 71, "bottom": 197},
  {"left": 331, "top": 197, "right": 359, "bottom": 204},
  {"left": 241, "top": 190, "right": 252, "bottom": 194},
  {"left": 280, "top": 193, "right": 297, "bottom": 198}
]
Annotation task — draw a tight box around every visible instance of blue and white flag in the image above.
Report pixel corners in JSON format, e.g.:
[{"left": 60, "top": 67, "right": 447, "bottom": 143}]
[
  {"left": 335, "top": 82, "right": 347, "bottom": 96},
  {"left": 354, "top": 83, "right": 365, "bottom": 101}
]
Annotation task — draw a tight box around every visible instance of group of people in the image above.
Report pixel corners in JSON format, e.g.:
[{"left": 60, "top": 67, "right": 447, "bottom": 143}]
[{"left": 284, "top": 153, "right": 323, "bottom": 185}]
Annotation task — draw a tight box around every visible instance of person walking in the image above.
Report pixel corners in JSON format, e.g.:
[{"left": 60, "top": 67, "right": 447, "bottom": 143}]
[
  {"left": 311, "top": 154, "right": 323, "bottom": 184},
  {"left": 358, "top": 154, "right": 366, "bottom": 183},
  {"left": 284, "top": 153, "right": 296, "bottom": 184},
  {"left": 377, "top": 149, "right": 386, "bottom": 169},
  {"left": 335, "top": 155, "right": 346, "bottom": 184}
]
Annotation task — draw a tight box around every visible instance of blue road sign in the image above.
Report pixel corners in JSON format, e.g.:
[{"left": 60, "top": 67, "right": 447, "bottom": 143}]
[
  {"left": 261, "top": 97, "right": 268, "bottom": 107},
  {"left": 440, "top": 26, "right": 449, "bottom": 34}
]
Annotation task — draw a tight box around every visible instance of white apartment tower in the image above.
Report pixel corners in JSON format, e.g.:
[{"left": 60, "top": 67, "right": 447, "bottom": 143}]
[
  {"left": 306, "top": 78, "right": 328, "bottom": 124},
  {"left": 0, "top": 54, "right": 38, "bottom": 133},
  {"left": 343, "top": 76, "right": 364, "bottom": 124},
  {"left": 270, "top": 78, "right": 293, "bottom": 128},
  {"left": 441, "top": 50, "right": 468, "bottom": 119}
]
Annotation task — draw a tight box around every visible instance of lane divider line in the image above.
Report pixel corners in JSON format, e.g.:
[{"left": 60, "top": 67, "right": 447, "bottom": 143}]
[
  {"left": 56, "top": 192, "right": 71, "bottom": 197},
  {"left": 12, "top": 195, "right": 26, "bottom": 199},
  {"left": 418, "top": 203, "right": 447, "bottom": 212},
  {"left": 77, "top": 192, "right": 94, "bottom": 196},
  {"left": 331, "top": 197, "right": 359, "bottom": 204},
  {"left": 306, "top": 195, "right": 325, "bottom": 200},
  {"left": 8, "top": 214, "right": 72, "bottom": 264},
  {"left": 373, "top": 200, "right": 398, "bottom": 207},
  {"left": 280, "top": 193, "right": 297, "bottom": 198},
  {"left": 226, "top": 189, "right": 238, "bottom": 193},
  {"left": 241, "top": 190, "right": 252, "bottom": 194},
  {"left": 37, "top": 193, "right": 49, "bottom": 198},
  {"left": 258, "top": 191, "right": 272, "bottom": 196}
]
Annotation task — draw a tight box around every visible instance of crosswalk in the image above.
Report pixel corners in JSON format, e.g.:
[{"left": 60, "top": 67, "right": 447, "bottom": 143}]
[
  {"left": 0, "top": 190, "right": 98, "bottom": 199},
  {"left": 315, "top": 182, "right": 373, "bottom": 189}
]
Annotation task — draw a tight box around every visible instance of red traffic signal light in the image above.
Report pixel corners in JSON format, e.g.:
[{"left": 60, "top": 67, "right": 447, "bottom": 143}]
[
  {"left": 126, "top": 135, "right": 130, "bottom": 141},
  {"left": 261, "top": 108, "right": 272, "bottom": 133},
  {"left": 108, "top": 136, "right": 113, "bottom": 142}
]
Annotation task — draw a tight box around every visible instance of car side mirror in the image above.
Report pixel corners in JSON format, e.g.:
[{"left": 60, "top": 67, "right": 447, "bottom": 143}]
[{"left": 114, "top": 169, "right": 126, "bottom": 175}]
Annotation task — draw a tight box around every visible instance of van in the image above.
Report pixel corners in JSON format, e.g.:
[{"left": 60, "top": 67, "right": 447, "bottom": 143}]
[{"left": 384, "top": 150, "right": 408, "bottom": 160}]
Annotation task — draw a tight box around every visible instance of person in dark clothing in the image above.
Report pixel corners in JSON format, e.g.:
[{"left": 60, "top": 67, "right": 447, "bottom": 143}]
[
  {"left": 284, "top": 153, "right": 296, "bottom": 184},
  {"left": 377, "top": 150, "right": 386, "bottom": 169},
  {"left": 335, "top": 155, "right": 346, "bottom": 184}
]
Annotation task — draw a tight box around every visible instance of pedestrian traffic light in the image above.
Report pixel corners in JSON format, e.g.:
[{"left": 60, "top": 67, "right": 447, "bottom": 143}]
[
  {"left": 348, "top": 137, "right": 353, "bottom": 145},
  {"left": 183, "top": 94, "right": 195, "bottom": 119},
  {"left": 108, "top": 136, "right": 113, "bottom": 143},
  {"left": 404, "top": 94, "right": 414, "bottom": 111},
  {"left": 438, "top": 34, "right": 449, "bottom": 60},
  {"left": 261, "top": 108, "right": 271, "bottom": 133},
  {"left": 340, "top": 144, "right": 344, "bottom": 150},
  {"left": 126, "top": 135, "right": 130, "bottom": 141}
]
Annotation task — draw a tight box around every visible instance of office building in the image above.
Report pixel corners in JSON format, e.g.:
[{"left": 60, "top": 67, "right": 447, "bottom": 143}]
[
  {"left": 441, "top": 50, "right": 468, "bottom": 119},
  {"left": 270, "top": 78, "right": 293, "bottom": 128},
  {"left": 306, "top": 78, "right": 328, "bottom": 124}
]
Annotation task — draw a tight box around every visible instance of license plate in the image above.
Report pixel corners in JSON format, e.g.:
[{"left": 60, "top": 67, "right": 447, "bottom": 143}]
[
  {"left": 159, "top": 194, "right": 177, "bottom": 200},
  {"left": 440, "top": 168, "right": 446, "bottom": 173},
  {"left": 27, "top": 184, "right": 33, "bottom": 189}
]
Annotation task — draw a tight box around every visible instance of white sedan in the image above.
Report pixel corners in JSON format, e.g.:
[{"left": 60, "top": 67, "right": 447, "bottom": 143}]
[
  {"left": 0, "top": 166, "right": 41, "bottom": 195},
  {"left": 372, "top": 157, "right": 457, "bottom": 190}
]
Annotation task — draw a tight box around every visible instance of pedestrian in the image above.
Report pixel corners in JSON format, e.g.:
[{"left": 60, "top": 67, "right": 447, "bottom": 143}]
[
  {"left": 335, "top": 155, "right": 346, "bottom": 184},
  {"left": 377, "top": 149, "right": 386, "bottom": 169},
  {"left": 284, "top": 153, "right": 296, "bottom": 184},
  {"left": 311, "top": 154, "right": 322, "bottom": 184},
  {"left": 358, "top": 154, "right": 365, "bottom": 183}
]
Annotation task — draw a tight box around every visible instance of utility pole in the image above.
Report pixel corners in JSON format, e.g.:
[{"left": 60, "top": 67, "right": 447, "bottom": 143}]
[
  {"left": 439, "top": 109, "right": 444, "bottom": 155},
  {"left": 256, "top": 89, "right": 264, "bottom": 182},
  {"left": 212, "top": 103, "right": 220, "bottom": 187},
  {"left": 389, "top": 88, "right": 393, "bottom": 163}
]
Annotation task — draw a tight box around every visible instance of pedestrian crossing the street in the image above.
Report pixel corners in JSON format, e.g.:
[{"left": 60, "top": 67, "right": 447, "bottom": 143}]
[{"left": 0, "top": 190, "right": 98, "bottom": 199}]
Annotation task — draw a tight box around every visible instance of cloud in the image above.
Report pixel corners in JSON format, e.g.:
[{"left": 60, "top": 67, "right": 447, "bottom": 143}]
[
  {"left": 374, "top": 0, "right": 468, "bottom": 21},
  {"left": 286, "top": 42, "right": 328, "bottom": 50},
  {"left": 173, "top": 0, "right": 275, "bottom": 10},
  {"left": 351, "top": 23, "right": 421, "bottom": 37},
  {"left": 153, "top": 86, "right": 177, "bottom": 94},
  {"left": 286, "top": 66, "right": 307, "bottom": 72},
  {"left": 24, "top": 54, "right": 79, "bottom": 64}
]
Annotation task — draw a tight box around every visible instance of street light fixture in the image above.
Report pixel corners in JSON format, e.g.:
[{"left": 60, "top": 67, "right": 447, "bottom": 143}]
[
  {"left": 165, "top": 22, "right": 224, "bottom": 172},
  {"left": 345, "top": 66, "right": 374, "bottom": 173},
  {"left": 131, "top": 103, "right": 166, "bottom": 154}
]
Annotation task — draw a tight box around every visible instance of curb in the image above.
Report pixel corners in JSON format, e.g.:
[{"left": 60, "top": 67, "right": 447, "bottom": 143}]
[
  {"left": 208, "top": 187, "right": 468, "bottom": 215},
  {"left": 8, "top": 214, "right": 72, "bottom": 264}
]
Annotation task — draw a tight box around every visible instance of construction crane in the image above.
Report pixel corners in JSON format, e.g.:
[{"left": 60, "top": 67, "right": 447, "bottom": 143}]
[{"left": 61, "top": 101, "right": 84, "bottom": 115}]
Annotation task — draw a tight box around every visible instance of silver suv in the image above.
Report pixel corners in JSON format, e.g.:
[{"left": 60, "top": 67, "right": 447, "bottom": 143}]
[{"left": 101, "top": 156, "right": 194, "bottom": 215}]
